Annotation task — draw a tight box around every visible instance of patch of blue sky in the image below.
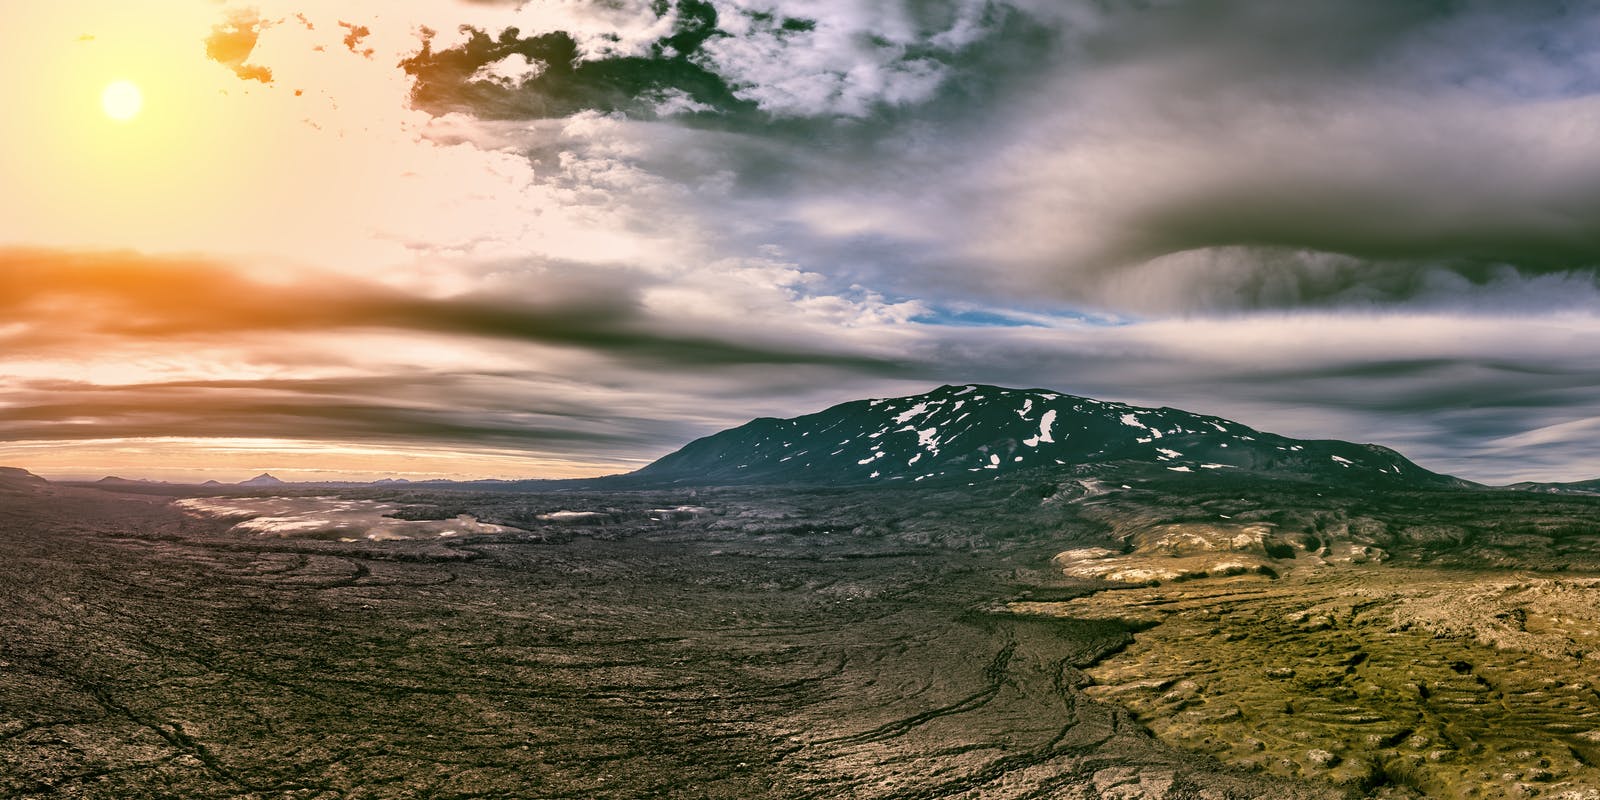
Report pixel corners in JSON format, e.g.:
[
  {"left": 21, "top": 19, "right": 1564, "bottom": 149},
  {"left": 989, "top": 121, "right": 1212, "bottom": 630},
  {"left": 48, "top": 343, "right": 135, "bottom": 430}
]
[{"left": 911, "top": 303, "right": 1132, "bottom": 329}]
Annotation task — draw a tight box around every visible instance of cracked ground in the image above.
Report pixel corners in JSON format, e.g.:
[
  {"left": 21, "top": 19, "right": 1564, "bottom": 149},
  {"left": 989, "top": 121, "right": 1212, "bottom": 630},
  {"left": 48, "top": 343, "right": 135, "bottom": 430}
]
[
  {"left": 0, "top": 480, "right": 1330, "bottom": 799},
  {"left": 13, "top": 473, "right": 1600, "bottom": 798}
]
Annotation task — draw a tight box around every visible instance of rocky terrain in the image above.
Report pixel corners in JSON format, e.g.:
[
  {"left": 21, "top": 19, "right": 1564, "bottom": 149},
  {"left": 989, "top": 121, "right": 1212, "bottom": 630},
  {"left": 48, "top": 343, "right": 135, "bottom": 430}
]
[
  {"left": 0, "top": 472, "right": 1349, "bottom": 800},
  {"left": 8, "top": 464, "right": 1600, "bottom": 797},
  {"left": 1003, "top": 475, "right": 1600, "bottom": 798},
  {"left": 1018, "top": 570, "right": 1600, "bottom": 799},
  {"left": 10, "top": 385, "right": 1600, "bottom": 798}
]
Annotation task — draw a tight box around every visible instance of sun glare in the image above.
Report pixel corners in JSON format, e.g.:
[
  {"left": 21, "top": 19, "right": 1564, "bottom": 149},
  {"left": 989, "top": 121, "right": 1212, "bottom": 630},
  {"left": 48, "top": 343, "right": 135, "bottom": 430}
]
[{"left": 101, "top": 80, "right": 142, "bottom": 121}]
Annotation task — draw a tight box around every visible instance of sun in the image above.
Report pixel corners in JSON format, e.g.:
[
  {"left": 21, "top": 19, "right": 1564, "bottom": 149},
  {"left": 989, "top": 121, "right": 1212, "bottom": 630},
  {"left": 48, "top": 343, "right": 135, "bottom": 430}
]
[{"left": 101, "top": 80, "right": 143, "bottom": 121}]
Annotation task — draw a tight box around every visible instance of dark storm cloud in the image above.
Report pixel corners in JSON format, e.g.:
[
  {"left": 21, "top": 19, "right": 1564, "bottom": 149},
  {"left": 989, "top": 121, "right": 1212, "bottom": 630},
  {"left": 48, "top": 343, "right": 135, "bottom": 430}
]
[
  {"left": 402, "top": 1, "right": 748, "bottom": 120},
  {"left": 957, "top": 0, "right": 1600, "bottom": 310},
  {"left": 0, "top": 249, "right": 904, "bottom": 372},
  {"left": 1087, "top": 250, "right": 1600, "bottom": 313},
  {"left": 401, "top": 0, "right": 1600, "bottom": 313},
  {"left": 400, "top": 0, "right": 1047, "bottom": 124}
]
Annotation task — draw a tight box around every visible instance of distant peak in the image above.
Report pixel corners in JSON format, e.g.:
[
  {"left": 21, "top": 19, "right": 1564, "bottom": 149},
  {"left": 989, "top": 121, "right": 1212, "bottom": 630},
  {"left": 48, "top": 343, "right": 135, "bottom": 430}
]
[
  {"left": 0, "top": 466, "right": 46, "bottom": 484},
  {"left": 239, "top": 473, "right": 286, "bottom": 486},
  {"left": 930, "top": 383, "right": 993, "bottom": 395}
]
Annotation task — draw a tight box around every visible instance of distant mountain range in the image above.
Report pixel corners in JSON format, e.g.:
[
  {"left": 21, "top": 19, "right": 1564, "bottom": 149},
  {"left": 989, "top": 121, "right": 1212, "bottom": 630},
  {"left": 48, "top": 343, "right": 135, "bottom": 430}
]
[
  {"left": 92, "top": 472, "right": 288, "bottom": 491},
  {"left": 628, "top": 384, "right": 1464, "bottom": 488},
  {"left": 28, "top": 384, "right": 1593, "bottom": 493},
  {"left": 1507, "top": 478, "right": 1600, "bottom": 496}
]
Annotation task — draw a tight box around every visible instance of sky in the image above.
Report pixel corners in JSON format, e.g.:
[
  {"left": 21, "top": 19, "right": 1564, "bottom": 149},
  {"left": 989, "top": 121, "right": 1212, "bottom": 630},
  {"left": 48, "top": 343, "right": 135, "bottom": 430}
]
[{"left": 4, "top": 0, "right": 1600, "bottom": 485}]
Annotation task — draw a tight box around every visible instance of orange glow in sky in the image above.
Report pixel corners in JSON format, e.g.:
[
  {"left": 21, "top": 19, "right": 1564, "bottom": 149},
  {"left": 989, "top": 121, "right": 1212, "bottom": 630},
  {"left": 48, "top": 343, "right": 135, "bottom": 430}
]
[{"left": 0, "top": 2, "right": 688, "bottom": 480}]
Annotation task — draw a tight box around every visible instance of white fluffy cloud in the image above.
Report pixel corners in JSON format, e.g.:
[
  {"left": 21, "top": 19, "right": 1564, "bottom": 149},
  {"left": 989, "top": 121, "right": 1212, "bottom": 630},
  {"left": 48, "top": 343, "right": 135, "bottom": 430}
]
[{"left": 652, "top": 0, "right": 1004, "bottom": 117}]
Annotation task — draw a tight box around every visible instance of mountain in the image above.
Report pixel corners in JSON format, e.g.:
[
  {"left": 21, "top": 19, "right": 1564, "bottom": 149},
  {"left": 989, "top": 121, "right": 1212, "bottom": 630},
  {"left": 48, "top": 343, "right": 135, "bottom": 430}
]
[
  {"left": 66, "top": 472, "right": 539, "bottom": 495},
  {"left": 84, "top": 475, "right": 217, "bottom": 496},
  {"left": 0, "top": 466, "right": 48, "bottom": 492},
  {"left": 238, "top": 473, "right": 286, "bottom": 487},
  {"left": 1507, "top": 478, "right": 1600, "bottom": 496},
  {"left": 82, "top": 473, "right": 293, "bottom": 495},
  {"left": 628, "top": 384, "right": 1460, "bottom": 488},
  {"left": 95, "top": 476, "right": 160, "bottom": 488}
]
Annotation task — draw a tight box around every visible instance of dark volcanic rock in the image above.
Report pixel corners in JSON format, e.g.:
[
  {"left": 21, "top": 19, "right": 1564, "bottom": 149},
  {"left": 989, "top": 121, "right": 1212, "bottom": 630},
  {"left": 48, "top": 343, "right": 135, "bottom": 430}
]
[{"left": 631, "top": 384, "right": 1459, "bottom": 488}]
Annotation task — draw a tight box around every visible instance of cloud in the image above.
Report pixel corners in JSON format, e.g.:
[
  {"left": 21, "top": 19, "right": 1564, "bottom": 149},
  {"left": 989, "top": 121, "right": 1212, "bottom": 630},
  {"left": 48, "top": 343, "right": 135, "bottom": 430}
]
[
  {"left": 43, "top": 0, "right": 1600, "bottom": 315},
  {"left": 391, "top": 0, "right": 1600, "bottom": 315},
  {"left": 0, "top": 249, "right": 906, "bottom": 371},
  {"left": 0, "top": 377, "right": 662, "bottom": 450},
  {"left": 688, "top": 0, "right": 983, "bottom": 117},
  {"left": 7, "top": 252, "right": 1600, "bottom": 484},
  {"left": 468, "top": 52, "right": 546, "bottom": 87},
  {"left": 1084, "top": 251, "right": 1600, "bottom": 314},
  {"left": 338, "top": 21, "right": 375, "bottom": 58},
  {"left": 0, "top": 244, "right": 924, "bottom": 477},
  {"left": 930, "top": 1, "right": 1600, "bottom": 309},
  {"left": 9, "top": 0, "right": 1600, "bottom": 485},
  {"left": 400, "top": 5, "right": 745, "bottom": 121},
  {"left": 205, "top": 8, "right": 273, "bottom": 82},
  {"left": 398, "top": 0, "right": 1009, "bottom": 121}
]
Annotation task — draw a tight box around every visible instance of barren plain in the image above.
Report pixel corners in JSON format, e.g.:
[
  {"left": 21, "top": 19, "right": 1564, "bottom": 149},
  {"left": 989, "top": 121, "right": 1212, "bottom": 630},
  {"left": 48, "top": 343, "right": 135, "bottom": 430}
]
[{"left": 6, "top": 470, "right": 1600, "bottom": 798}]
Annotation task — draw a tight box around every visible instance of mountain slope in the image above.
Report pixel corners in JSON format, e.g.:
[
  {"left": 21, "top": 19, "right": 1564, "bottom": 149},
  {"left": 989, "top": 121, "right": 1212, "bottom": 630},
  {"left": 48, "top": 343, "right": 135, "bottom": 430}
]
[
  {"left": 0, "top": 466, "right": 48, "bottom": 492},
  {"left": 630, "top": 384, "right": 1458, "bottom": 488}
]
